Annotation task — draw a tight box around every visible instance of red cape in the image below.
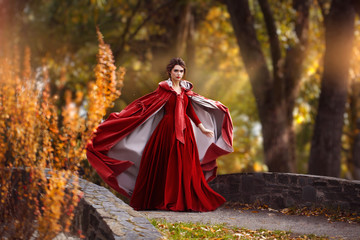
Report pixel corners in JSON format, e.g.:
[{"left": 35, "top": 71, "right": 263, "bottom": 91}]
[{"left": 86, "top": 80, "right": 233, "bottom": 198}]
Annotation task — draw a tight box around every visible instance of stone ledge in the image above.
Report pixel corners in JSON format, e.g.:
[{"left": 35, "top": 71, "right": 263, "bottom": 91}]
[
  {"left": 209, "top": 172, "right": 360, "bottom": 211},
  {"left": 72, "top": 178, "right": 163, "bottom": 240}
]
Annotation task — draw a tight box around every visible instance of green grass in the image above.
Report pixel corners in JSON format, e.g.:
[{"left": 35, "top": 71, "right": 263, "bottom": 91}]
[{"left": 150, "top": 219, "right": 330, "bottom": 239}]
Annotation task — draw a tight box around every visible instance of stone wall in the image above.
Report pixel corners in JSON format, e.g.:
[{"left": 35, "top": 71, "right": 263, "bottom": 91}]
[
  {"left": 72, "top": 178, "right": 162, "bottom": 240},
  {"left": 209, "top": 172, "right": 360, "bottom": 211}
]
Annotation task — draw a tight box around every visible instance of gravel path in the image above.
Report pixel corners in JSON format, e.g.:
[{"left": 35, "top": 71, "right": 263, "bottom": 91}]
[{"left": 142, "top": 207, "right": 360, "bottom": 240}]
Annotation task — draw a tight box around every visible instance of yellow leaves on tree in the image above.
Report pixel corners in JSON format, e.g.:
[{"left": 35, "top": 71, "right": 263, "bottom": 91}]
[
  {"left": 0, "top": 28, "right": 124, "bottom": 239},
  {"left": 87, "top": 27, "right": 124, "bottom": 136},
  {"left": 37, "top": 171, "right": 81, "bottom": 239}
]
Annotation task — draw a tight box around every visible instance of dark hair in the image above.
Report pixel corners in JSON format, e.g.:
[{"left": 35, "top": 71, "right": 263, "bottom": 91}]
[{"left": 166, "top": 57, "right": 186, "bottom": 78}]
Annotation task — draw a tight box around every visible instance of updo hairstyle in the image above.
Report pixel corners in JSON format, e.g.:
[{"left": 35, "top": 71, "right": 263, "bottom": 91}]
[{"left": 166, "top": 57, "right": 186, "bottom": 78}]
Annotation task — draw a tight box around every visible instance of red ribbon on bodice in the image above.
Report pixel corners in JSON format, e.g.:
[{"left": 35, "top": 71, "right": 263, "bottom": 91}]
[{"left": 175, "top": 93, "right": 186, "bottom": 144}]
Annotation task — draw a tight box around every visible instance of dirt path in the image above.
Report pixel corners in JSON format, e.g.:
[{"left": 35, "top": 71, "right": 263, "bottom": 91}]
[{"left": 142, "top": 207, "right": 360, "bottom": 239}]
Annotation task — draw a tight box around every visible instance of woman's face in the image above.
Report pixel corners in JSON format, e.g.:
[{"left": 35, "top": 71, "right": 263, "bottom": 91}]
[{"left": 170, "top": 65, "right": 184, "bottom": 82}]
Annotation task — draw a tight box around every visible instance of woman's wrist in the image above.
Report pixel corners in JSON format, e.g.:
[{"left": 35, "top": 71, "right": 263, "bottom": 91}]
[{"left": 197, "top": 123, "right": 214, "bottom": 138}]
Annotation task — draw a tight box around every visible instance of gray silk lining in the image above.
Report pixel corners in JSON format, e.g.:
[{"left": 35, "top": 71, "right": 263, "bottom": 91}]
[
  {"left": 190, "top": 96, "right": 233, "bottom": 180},
  {"left": 107, "top": 106, "right": 165, "bottom": 196}
]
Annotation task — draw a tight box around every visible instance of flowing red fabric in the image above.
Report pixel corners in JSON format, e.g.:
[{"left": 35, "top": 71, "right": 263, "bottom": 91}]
[{"left": 86, "top": 80, "right": 233, "bottom": 211}]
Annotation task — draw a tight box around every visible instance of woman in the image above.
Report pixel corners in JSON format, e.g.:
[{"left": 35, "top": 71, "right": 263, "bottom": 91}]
[{"left": 86, "top": 58, "right": 233, "bottom": 212}]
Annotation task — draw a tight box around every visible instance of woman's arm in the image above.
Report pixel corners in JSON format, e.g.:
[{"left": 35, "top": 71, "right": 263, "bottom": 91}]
[{"left": 187, "top": 100, "right": 214, "bottom": 138}]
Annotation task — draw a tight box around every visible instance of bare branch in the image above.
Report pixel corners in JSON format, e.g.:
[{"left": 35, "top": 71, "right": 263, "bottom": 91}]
[
  {"left": 128, "top": 0, "right": 176, "bottom": 42},
  {"left": 258, "top": 0, "right": 282, "bottom": 81},
  {"left": 113, "top": 0, "right": 176, "bottom": 62},
  {"left": 121, "top": 0, "right": 143, "bottom": 42},
  {"left": 317, "top": 0, "right": 328, "bottom": 20},
  {"left": 293, "top": 0, "right": 311, "bottom": 45},
  {"left": 280, "top": 0, "right": 311, "bottom": 125},
  {"left": 351, "top": 0, "right": 360, "bottom": 15},
  {"left": 112, "top": 0, "right": 143, "bottom": 61}
]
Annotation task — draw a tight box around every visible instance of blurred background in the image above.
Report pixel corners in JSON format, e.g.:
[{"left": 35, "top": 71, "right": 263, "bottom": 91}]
[{"left": 1, "top": 0, "right": 360, "bottom": 179}]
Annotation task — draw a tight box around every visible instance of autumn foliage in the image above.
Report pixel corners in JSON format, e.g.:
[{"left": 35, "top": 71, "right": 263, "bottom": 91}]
[{"left": 0, "top": 29, "right": 124, "bottom": 239}]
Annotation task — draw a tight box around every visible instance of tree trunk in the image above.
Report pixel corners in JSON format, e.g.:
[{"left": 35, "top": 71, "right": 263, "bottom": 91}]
[
  {"left": 185, "top": 8, "right": 196, "bottom": 80},
  {"left": 352, "top": 121, "right": 360, "bottom": 179},
  {"left": 348, "top": 82, "right": 360, "bottom": 179},
  {"left": 0, "top": 0, "right": 27, "bottom": 57},
  {"left": 148, "top": 0, "right": 199, "bottom": 78},
  {"left": 308, "top": 0, "right": 355, "bottom": 177},
  {"left": 350, "top": 0, "right": 360, "bottom": 180},
  {"left": 226, "top": 0, "right": 310, "bottom": 172},
  {"left": 175, "top": 2, "right": 192, "bottom": 57},
  {"left": 261, "top": 102, "right": 294, "bottom": 171},
  {"left": 0, "top": 1, "right": 7, "bottom": 56}
]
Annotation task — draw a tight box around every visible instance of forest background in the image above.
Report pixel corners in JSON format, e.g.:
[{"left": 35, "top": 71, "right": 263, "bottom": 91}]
[
  {"left": 2, "top": 0, "right": 360, "bottom": 177},
  {"left": 2, "top": 0, "right": 360, "bottom": 237},
  {"left": 2, "top": 0, "right": 360, "bottom": 179}
]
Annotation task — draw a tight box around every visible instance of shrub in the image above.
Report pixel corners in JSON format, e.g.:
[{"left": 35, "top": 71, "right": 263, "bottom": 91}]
[{"left": 0, "top": 28, "right": 124, "bottom": 239}]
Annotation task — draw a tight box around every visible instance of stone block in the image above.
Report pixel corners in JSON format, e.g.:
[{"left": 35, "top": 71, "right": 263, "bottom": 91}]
[
  {"left": 132, "top": 217, "right": 152, "bottom": 225},
  {"left": 270, "top": 195, "right": 285, "bottom": 209},
  {"left": 98, "top": 226, "right": 115, "bottom": 239},
  {"left": 285, "top": 197, "right": 295, "bottom": 207},
  {"left": 289, "top": 175, "right": 299, "bottom": 185},
  {"left": 92, "top": 204, "right": 103, "bottom": 209},
  {"left": 120, "top": 220, "right": 136, "bottom": 230},
  {"left": 124, "top": 231, "right": 144, "bottom": 239},
  {"left": 328, "top": 179, "right": 341, "bottom": 186},
  {"left": 253, "top": 172, "right": 265, "bottom": 180},
  {"left": 253, "top": 184, "right": 265, "bottom": 193},
  {"left": 266, "top": 187, "right": 284, "bottom": 194},
  {"left": 302, "top": 185, "right": 316, "bottom": 203},
  {"left": 241, "top": 176, "right": 254, "bottom": 193},
  {"left": 325, "top": 192, "right": 341, "bottom": 201},
  {"left": 299, "top": 177, "right": 307, "bottom": 186},
  {"left": 81, "top": 204, "right": 91, "bottom": 233},
  {"left": 258, "top": 195, "right": 270, "bottom": 204},
  {"left": 350, "top": 203, "right": 360, "bottom": 211},
  {"left": 223, "top": 193, "right": 243, "bottom": 202},
  {"left": 337, "top": 201, "right": 351, "bottom": 210},
  {"left": 253, "top": 176, "right": 266, "bottom": 186},
  {"left": 227, "top": 174, "right": 242, "bottom": 184},
  {"left": 299, "top": 177, "right": 313, "bottom": 186},
  {"left": 313, "top": 181, "right": 327, "bottom": 187},
  {"left": 90, "top": 213, "right": 100, "bottom": 229},
  {"left": 242, "top": 194, "right": 252, "bottom": 203},
  {"left": 343, "top": 184, "right": 356, "bottom": 193},
  {"left": 263, "top": 173, "right": 275, "bottom": 182},
  {"left": 328, "top": 186, "right": 342, "bottom": 193},
  {"left": 278, "top": 174, "right": 289, "bottom": 185},
  {"left": 112, "top": 212, "right": 131, "bottom": 221},
  {"left": 228, "top": 183, "right": 240, "bottom": 193},
  {"left": 87, "top": 231, "right": 96, "bottom": 240},
  {"left": 302, "top": 201, "right": 313, "bottom": 207}
]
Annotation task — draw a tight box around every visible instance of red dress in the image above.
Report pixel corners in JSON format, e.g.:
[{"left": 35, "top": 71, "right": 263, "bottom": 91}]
[
  {"left": 86, "top": 80, "right": 233, "bottom": 212},
  {"left": 130, "top": 89, "right": 225, "bottom": 211}
]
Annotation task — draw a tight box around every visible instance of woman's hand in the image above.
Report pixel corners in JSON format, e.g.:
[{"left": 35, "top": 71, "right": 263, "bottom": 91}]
[{"left": 197, "top": 123, "right": 214, "bottom": 138}]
